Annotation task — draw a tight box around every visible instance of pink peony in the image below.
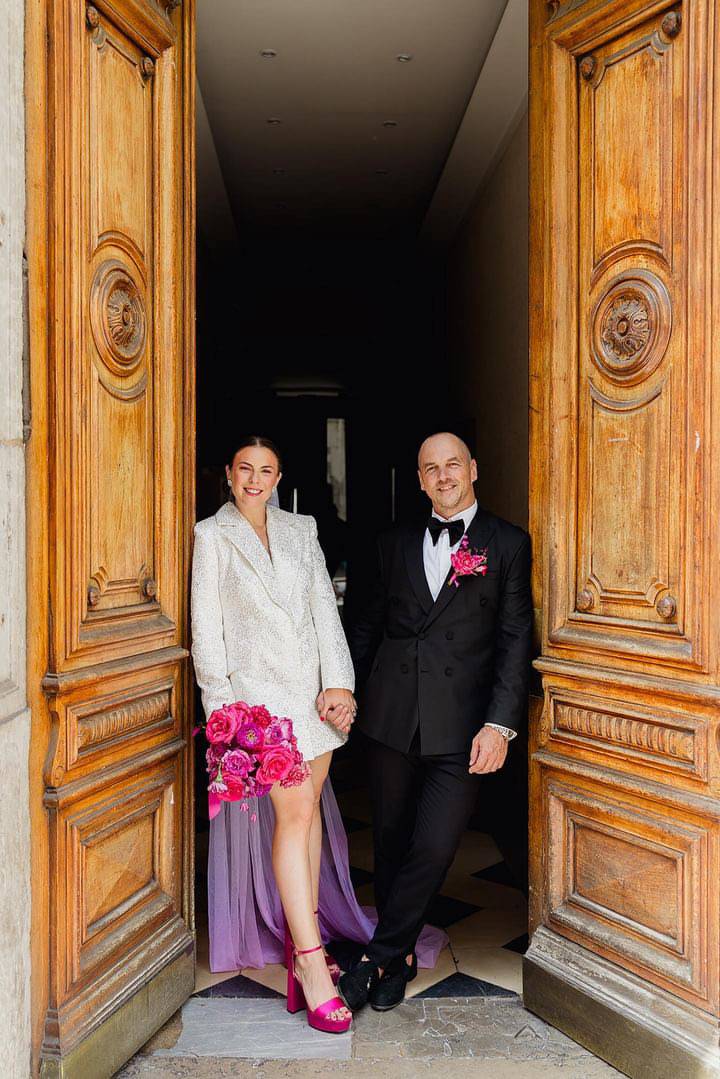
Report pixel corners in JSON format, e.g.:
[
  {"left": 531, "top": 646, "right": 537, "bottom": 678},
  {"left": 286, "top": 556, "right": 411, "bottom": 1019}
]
[
  {"left": 222, "top": 748, "right": 253, "bottom": 779},
  {"left": 265, "top": 718, "right": 294, "bottom": 745},
  {"left": 206, "top": 744, "right": 225, "bottom": 770},
  {"left": 236, "top": 721, "right": 265, "bottom": 751},
  {"left": 206, "top": 706, "right": 239, "bottom": 745},
  {"left": 256, "top": 746, "right": 295, "bottom": 785}
]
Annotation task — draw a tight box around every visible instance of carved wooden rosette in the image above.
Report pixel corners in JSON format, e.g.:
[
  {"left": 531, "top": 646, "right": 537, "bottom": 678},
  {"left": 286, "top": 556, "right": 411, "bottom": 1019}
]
[
  {"left": 28, "top": 0, "right": 195, "bottom": 1072},
  {"left": 528, "top": 0, "right": 720, "bottom": 1073},
  {"left": 591, "top": 271, "right": 671, "bottom": 385},
  {"left": 90, "top": 259, "right": 147, "bottom": 385}
]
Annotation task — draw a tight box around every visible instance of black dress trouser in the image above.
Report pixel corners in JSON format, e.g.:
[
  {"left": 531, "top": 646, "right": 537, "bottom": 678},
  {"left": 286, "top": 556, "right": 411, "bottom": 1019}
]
[{"left": 364, "top": 730, "right": 481, "bottom": 968}]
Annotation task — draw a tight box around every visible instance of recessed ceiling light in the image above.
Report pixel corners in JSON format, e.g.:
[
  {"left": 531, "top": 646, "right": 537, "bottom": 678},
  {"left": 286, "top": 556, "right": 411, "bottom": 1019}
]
[
  {"left": 260, "top": 49, "right": 277, "bottom": 59},
  {"left": 382, "top": 120, "right": 398, "bottom": 127},
  {"left": 266, "top": 117, "right": 282, "bottom": 125},
  {"left": 396, "top": 53, "right": 413, "bottom": 63}
]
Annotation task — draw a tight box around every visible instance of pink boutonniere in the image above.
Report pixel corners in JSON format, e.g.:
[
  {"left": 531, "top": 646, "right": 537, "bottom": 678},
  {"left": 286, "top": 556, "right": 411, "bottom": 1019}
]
[{"left": 449, "top": 537, "right": 488, "bottom": 587}]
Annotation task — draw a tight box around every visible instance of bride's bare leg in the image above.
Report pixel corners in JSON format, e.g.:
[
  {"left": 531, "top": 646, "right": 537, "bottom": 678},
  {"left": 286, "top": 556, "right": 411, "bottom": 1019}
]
[
  {"left": 270, "top": 774, "right": 348, "bottom": 1017},
  {"left": 309, "top": 751, "right": 332, "bottom": 913}
]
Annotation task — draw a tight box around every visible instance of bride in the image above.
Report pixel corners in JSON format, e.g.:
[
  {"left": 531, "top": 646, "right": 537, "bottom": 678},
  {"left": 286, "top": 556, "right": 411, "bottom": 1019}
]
[{"left": 191, "top": 435, "right": 356, "bottom": 1033}]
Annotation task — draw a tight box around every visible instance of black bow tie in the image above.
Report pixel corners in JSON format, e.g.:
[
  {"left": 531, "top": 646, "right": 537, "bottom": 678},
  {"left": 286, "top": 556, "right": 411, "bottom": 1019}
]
[{"left": 427, "top": 516, "right": 465, "bottom": 546}]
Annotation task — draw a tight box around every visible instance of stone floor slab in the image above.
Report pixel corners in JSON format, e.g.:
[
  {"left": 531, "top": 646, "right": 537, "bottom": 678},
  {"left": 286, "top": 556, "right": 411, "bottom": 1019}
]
[
  {"left": 119, "top": 996, "right": 620, "bottom": 1076},
  {"left": 143, "top": 997, "right": 351, "bottom": 1061}
]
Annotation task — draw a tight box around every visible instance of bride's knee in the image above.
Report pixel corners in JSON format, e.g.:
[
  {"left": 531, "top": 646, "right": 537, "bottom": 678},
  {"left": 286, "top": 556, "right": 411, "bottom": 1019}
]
[{"left": 273, "top": 789, "right": 316, "bottom": 831}]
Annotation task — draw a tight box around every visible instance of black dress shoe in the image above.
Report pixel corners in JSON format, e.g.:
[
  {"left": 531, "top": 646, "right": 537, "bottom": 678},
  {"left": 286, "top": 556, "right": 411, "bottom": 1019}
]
[
  {"left": 369, "top": 953, "right": 418, "bottom": 1011},
  {"left": 338, "top": 958, "right": 380, "bottom": 1012}
]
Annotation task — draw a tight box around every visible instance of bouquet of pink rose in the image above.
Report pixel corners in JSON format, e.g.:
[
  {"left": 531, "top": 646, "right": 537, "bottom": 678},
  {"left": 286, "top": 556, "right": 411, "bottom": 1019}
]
[{"left": 198, "top": 701, "right": 310, "bottom": 819}]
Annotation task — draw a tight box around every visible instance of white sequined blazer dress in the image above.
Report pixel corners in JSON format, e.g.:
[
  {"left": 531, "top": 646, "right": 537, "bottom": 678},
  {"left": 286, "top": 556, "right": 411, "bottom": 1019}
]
[{"left": 191, "top": 501, "right": 354, "bottom": 761}]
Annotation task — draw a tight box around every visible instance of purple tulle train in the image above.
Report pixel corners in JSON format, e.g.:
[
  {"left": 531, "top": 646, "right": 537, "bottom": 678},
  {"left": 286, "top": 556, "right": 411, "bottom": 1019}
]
[{"left": 207, "top": 778, "right": 448, "bottom": 971}]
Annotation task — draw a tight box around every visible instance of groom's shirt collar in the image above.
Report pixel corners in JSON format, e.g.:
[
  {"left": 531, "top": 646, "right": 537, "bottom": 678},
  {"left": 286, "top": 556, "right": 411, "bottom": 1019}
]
[{"left": 430, "top": 500, "right": 478, "bottom": 530}]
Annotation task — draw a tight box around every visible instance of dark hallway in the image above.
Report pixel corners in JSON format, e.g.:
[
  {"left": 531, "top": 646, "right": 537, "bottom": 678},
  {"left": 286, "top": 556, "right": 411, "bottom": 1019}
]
[{"left": 191, "top": 0, "right": 531, "bottom": 1040}]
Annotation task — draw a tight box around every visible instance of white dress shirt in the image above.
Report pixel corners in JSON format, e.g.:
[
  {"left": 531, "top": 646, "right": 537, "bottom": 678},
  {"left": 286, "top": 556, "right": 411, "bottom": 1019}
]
[{"left": 423, "top": 502, "right": 516, "bottom": 742}]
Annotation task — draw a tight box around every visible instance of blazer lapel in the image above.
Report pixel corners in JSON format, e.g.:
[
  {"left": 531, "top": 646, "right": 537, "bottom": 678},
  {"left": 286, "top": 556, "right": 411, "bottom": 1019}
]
[
  {"left": 422, "top": 507, "right": 496, "bottom": 630},
  {"left": 404, "top": 523, "right": 434, "bottom": 614},
  {"left": 265, "top": 506, "right": 300, "bottom": 613},
  {"left": 215, "top": 501, "right": 278, "bottom": 602}
]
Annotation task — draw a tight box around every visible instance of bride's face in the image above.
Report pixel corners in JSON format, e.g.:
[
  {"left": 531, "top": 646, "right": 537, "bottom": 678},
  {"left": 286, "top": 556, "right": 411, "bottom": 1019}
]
[{"left": 227, "top": 446, "right": 281, "bottom": 511}]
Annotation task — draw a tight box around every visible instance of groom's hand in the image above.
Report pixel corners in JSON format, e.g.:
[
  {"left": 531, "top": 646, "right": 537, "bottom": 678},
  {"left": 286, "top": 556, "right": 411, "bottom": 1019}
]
[
  {"left": 316, "top": 688, "right": 356, "bottom": 734},
  {"left": 469, "top": 726, "right": 508, "bottom": 774}
]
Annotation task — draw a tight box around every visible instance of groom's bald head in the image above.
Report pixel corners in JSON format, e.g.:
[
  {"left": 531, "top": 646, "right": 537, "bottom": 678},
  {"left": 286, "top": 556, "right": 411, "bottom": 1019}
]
[
  {"left": 417, "top": 432, "right": 472, "bottom": 468},
  {"left": 417, "top": 432, "right": 477, "bottom": 518}
]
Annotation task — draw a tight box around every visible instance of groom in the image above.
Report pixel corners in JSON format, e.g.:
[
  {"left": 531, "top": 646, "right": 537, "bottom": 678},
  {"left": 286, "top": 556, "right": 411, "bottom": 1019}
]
[{"left": 339, "top": 432, "right": 532, "bottom": 1012}]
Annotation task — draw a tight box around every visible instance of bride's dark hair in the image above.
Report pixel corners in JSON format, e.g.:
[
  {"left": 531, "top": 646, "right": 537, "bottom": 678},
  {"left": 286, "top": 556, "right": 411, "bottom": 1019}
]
[{"left": 226, "top": 435, "right": 283, "bottom": 472}]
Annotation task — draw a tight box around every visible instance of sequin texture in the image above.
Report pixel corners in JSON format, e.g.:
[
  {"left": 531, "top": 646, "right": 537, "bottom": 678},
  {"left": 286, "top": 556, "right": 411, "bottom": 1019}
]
[{"left": 191, "top": 503, "right": 354, "bottom": 762}]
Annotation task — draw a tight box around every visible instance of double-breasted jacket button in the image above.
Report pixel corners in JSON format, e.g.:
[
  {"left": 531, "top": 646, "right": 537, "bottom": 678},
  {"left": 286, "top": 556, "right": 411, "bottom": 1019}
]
[
  {"left": 479, "top": 597, "right": 488, "bottom": 607},
  {"left": 445, "top": 630, "right": 454, "bottom": 640},
  {"left": 400, "top": 663, "right": 409, "bottom": 673},
  {"left": 418, "top": 631, "right": 427, "bottom": 640},
  {"left": 445, "top": 666, "right": 454, "bottom": 677}
]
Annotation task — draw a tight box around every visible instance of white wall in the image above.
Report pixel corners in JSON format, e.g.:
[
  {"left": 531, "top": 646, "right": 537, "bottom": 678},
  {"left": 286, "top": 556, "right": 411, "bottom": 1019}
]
[{"left": 0, "top": 0, "right": 32, "bottom": 1074}]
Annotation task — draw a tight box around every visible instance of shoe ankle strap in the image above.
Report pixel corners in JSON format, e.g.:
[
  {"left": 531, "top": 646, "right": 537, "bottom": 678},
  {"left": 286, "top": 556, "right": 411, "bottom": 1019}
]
[{"left": 294, "top": 944, "right": 323, "bottom": 957}]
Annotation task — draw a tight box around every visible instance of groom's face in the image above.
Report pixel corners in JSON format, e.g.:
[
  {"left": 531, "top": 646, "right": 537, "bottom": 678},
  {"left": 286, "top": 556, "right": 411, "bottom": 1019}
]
[{"left": 417, "top": 434, "right": 478, "bottom": 518}]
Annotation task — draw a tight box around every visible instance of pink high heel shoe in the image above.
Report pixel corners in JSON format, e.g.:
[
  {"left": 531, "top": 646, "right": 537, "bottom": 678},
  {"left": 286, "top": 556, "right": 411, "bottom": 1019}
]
[
  {"left": 284, "top": 917, "right": 341, "bottom": 985},
  {"left": 286, "top": 944, "right": 352, "bottom": 1034}
]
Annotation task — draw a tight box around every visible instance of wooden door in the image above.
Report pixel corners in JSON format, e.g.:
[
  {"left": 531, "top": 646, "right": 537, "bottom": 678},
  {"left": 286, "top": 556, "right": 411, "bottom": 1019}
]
[
  {"left": 26, "top": 1, "right": 196, "bottom": 1075},
  {"left": 527, "top": 1, "right": 720, "bottom": 1075}
]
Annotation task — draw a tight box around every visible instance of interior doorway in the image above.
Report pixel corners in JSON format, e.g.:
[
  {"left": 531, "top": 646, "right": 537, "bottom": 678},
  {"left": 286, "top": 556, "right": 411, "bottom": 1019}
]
[{"left": 192, "top": 0, "right": 531, "bottom": 1002}]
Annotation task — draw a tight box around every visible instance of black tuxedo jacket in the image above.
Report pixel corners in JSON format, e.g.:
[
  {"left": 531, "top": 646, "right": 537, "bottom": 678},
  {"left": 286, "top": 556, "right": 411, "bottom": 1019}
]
[{"left": 348, "top": 507, "right": 533, "bottom": 756}]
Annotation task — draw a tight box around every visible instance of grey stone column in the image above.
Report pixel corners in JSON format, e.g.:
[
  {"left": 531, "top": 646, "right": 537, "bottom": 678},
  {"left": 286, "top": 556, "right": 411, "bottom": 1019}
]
[{"left": 0, "top": 0, "right": 32, "bottom": 1075}]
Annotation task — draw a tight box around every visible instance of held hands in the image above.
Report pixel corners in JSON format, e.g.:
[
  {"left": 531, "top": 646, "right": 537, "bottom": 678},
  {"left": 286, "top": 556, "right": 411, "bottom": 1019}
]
[
  {"left": 469, "top": 726, "right": 508, "bottom": 774},
  {"left": 316, "top": 689, "right": 357, "bottom": 735}
]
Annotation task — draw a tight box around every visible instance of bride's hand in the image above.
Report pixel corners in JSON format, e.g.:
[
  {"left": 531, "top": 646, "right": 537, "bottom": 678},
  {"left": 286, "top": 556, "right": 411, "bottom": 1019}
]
[{"left": 319, "top": 688, "right": 356, "bottom": 734}]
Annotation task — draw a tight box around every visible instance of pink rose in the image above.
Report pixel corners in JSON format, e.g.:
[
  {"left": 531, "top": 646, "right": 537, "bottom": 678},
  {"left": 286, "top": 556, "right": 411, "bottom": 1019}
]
[
  {"left": 250, "top": 704, "right": 273, "bottom": 728},
  {"left": 206, "top": 706, "right": 239, "bottom": 745},
  {"left": 223, "top": 772, "right": 250, "bottom": 797},
  {"left": 256, "top": 746, "right": 295, "bottom": 785},
  {"left": 222, "top": 748, "right": 253, "bottom": 779}
]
